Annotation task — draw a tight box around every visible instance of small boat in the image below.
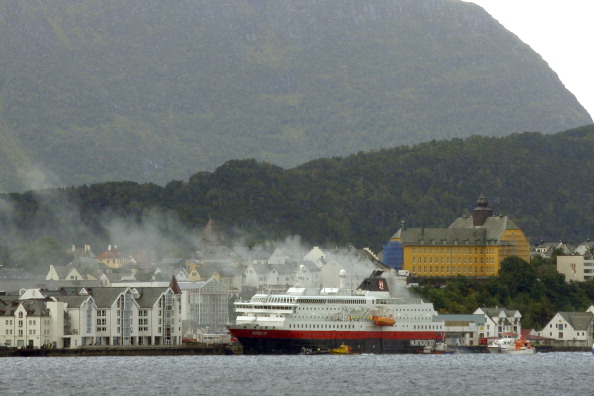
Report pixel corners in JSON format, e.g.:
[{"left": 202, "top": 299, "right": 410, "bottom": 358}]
[
  {"left": 331, "top": 344, "right": 354, "bottom": 355},
  {"left": 422, "top": 342, "right": 454, "bottom": 354},
  {"left": 372, "top": 314, "right": 396, "bottom": 326},
  {"left": 487, "top": 334, "right": 536, "bottom": 355},
  {"left": 301, "top": 346, "right": 330, "bottom": 355}
]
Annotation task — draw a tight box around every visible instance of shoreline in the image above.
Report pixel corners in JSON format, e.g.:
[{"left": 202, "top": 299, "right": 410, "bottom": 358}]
[{"left": 0, "top": 343, "right": 243, "bottom": 357}]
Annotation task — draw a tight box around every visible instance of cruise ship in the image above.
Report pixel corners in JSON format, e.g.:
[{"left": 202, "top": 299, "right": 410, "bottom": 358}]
[{"left": 228, "top": 269, "right": 444, "bottom": 354}]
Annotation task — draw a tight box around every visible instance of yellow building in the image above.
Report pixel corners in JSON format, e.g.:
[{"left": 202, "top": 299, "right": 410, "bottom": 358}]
[
  {"left": 389, "top": 195, "right": 530, "bottom": 277},
  {"left": 94, "top": 245, "right": 132, "bottom": 269}
]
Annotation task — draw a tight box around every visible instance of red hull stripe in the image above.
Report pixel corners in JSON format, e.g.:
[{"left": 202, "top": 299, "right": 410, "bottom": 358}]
[{"left": 229, "top": 328, "right": 439, "bottom": 340}]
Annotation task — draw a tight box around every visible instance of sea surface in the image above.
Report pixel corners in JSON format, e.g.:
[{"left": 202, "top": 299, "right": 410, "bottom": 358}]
[{"left": 1, "top": 352, "right": 592, "bottom": 396}]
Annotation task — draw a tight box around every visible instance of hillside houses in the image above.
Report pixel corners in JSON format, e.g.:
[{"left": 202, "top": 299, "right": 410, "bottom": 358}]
[{"left": 473, "top": 307, "right": 522, "bottom": 339}]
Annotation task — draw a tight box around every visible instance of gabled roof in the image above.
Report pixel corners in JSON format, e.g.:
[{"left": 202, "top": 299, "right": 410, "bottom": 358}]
[
  {"left": 249, "top": 263, "right": 272, "bottom": 275},
  {"left": 53, "top": 295, "right": 93, "bottom": 307},
  {"left": 398, "top": 227, "right": 487, "bottom": 245},
  {"left": 558, "top": 312, "right": 594, "bottom": 330},
  {"left": 18, "top": 300, "right": 49, "bottom": 316},
  {"left": 134, "top": 288, "right": 169, "bottom": 308},
  {"left": 478, "top": 307, "right": 521, "bottom": 318},
  {"left": 270, "top": 264, "right": 296, "bottom": 276},
  {"left": 95, "top": 247, "right": 120, "bottom": 259},
  {"left": 169, "top": 276, "right": 182, "bottom": 294},
  {"left": 90, "top": 287, "right": 129, "bottom": 308},
  {"left": 449, "top": 215, "right": 518, "bottom": 240},
  {"left": 50, "top": 266, "right": 70, "bottom": 279},
  {"left": 195, "top": 263, "right": 244, "bottom": 278}
]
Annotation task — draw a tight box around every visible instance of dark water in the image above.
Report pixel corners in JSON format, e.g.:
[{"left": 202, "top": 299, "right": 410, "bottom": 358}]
[{"left": 1, "top": 352, "right": 592, "bottom": 395}]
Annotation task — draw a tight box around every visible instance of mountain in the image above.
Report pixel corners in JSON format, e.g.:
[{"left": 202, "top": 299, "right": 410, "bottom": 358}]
[
  {"left": 2, "top": 126, "right": 592, "bottom": 255},
  {"left": 0, "top": 0, "right": 591, "bottom": 192}
]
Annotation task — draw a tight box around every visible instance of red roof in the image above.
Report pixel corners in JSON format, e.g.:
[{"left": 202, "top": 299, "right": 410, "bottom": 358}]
[
  {"left": 522, "top": 329, "right": 554, "bottom": 340},
  {"left": 95, "top": 249, "right": 120, "bottom": 259}
]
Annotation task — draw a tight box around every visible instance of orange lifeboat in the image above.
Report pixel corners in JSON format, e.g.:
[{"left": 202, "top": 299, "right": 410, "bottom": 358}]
[{"left": 373, "top": 314, "right": 396, "bottom": 326}]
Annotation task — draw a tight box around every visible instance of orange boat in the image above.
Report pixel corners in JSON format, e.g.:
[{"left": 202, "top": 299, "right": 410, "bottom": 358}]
[
  {"left": 373, "top": 314, "right": 396, "bottom": 326},
  {"left": 331, "top": 344, "right": 354, "bottom": 355}
]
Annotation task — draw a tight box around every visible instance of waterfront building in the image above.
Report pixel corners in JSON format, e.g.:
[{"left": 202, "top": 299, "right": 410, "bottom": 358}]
[
  {"left": 56, "top": 294, "right": 96, "bottom": 348},
  {"left": 1, "top": 285, "right": 183, "bottom": 349},
  {"left": 557, "top": 255, "right": 594, "bottom": 282},
  {"left": 434, "top": 314, "right": 487, "bottom": 346},
  {"left": 0, "top": 298, "right": 54, "bottom": 348},
  {"left": 539, "top": 311, "right": 594, "bottom": 348},
  {"left": 385, "top": 194, "right": 530, "bottom": 276},
  {"left": 473, "top": 307, "right": 522, "bottom": 338},
  {"left": 178, "top": 278, "right": 229, "bottom": 339}
]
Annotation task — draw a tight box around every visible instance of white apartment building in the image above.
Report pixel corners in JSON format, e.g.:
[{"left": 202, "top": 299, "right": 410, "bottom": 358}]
[
  {"left": 557, "top": 255, "right": 594, "bottom": 282},
  {"left": 0, "top": 286, "right": 182, "bottom": 349}
]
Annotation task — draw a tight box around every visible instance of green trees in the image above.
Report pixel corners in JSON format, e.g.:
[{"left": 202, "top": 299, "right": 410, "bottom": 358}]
[{"left": 415, "top": 256, "right": 594, "bottom": 330}]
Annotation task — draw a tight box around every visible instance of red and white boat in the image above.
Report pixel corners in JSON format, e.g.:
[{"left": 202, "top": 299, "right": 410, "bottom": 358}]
[
  {"left": 487, "top": 333, "right": 536, "bottom": 355},
  {"left": 228, "top": 269, "right": 444, "bottom": 354}
]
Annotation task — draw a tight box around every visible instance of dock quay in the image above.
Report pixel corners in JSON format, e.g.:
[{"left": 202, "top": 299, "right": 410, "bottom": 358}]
[{"left": 0, "top": 343, "right": 243, "bottom": 357}]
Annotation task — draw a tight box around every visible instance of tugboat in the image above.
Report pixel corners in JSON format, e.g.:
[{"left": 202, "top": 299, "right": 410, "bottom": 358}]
[{"left": 228, "top": 269, "right": 445, "bottom": 354}]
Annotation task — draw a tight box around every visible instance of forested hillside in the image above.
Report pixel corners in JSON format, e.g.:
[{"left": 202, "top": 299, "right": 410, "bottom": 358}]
[
  {"left": 1, "top": 127, "right": 592, "bottom": 266},
  {"left": 0, "top": 0, "right": 591, "bottom": 192}
]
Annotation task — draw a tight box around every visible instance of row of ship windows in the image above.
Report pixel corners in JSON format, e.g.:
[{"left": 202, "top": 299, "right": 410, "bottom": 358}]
[
  {"left": 288, "top": 323, "right": 441, "bottom": 330},
  {"left": 298, "top": 307, "right": 433, "bottom": 312},
  {"left": 291, "top": 315, "right": 433, "bottom": 321},
  {"left": 289, "top": 324, "right": 356, "bottom": 329}
]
